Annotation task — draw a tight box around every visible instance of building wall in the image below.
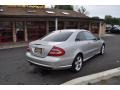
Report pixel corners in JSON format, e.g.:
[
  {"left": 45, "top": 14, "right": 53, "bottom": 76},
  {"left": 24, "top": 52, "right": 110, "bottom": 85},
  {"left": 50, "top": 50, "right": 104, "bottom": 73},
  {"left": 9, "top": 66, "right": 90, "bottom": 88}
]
[
  {"left": 26, "top": 21, "right": 46, "bottom": 41},
  {"left": 0, "top": 21, "right": 13, "bottom": 43},
  {"left": 0, "top": 19, "right": 105, "bottom": 43},
  {"left": 101, "top": 22, "right": 106, "bottom": 36},
  {"left": 99, "top": 21, "right": 106, "bottom": 37}
]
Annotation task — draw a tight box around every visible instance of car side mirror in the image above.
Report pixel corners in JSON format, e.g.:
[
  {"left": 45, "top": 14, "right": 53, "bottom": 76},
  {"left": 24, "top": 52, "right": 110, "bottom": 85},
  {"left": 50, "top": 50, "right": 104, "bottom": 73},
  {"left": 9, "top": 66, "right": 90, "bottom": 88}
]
[
  {"left": 94, "top": 35, "right": 100, "bottom": 40},
  {"left": 93, "top": 37, "right": 100, "bottom": 41}
]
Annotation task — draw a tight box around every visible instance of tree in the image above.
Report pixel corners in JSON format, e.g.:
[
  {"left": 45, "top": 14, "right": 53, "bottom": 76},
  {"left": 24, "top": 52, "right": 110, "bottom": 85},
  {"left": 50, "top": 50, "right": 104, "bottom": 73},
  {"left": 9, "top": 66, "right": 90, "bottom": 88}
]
[
  {"left": 54, "top": 5, "right": 74, "bottom": 10},
  {"left": 92, "top": 16, "right": 100, "bottom": 19},
  {"left": 105, "top": 15, "right": 120, "bottom": 25},
  {"left": 105, "top": 15, "right": 113, "bottom": 25},
  {"left": 77, "top": 6, "right": 89, "bottom": 15}
]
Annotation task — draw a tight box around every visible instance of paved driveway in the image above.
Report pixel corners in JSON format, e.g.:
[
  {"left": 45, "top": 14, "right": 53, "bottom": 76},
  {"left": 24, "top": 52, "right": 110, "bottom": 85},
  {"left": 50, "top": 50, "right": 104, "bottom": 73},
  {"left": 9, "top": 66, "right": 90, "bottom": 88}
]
[{"left": 0, "top": 34, "right": 120, "bottom": 85}]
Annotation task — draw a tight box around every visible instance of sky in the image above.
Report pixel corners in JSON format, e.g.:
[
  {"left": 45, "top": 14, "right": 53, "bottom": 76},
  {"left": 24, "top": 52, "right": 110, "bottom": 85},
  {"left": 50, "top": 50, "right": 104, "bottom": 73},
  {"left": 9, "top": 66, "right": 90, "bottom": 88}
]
[
  {"left": 77, "top": 5, "right": 120, "bottom": 19},
  {"left": 47, "top": 5, "right": 120, "bottom": 19}
]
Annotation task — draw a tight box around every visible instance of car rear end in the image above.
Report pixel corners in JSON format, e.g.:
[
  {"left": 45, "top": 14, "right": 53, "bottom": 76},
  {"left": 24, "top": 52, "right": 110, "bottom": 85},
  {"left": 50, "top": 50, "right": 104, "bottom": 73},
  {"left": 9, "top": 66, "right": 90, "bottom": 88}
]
[{"left": 26, "top": 30, "right": 75, "bottom": 69}]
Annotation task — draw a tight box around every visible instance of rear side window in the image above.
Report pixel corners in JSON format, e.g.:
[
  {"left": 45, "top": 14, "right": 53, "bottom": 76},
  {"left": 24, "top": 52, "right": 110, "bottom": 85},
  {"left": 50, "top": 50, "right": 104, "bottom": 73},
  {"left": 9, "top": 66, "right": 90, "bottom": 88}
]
[
  {"left": 41, "top": 31, "right": 73, "bottom": 42},
  {"left": 75, "top": 32, "right": 86, "bottom": 41}
]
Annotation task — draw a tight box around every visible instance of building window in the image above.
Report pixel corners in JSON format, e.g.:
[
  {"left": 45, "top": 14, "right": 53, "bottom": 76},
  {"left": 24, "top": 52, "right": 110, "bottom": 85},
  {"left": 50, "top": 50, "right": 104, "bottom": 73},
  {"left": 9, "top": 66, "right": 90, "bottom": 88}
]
[
  {"left": 15, "top": 22, "right": 24, "bottom": 41},
  {"left": 0, "top": 22, "right": 13, "bottom": 43},
  {"left": 58, "top": 21, "right": 64, "bottom": 30},
  {"left": 91, "top": 23, "right": 99, "bottom": 34},
  {"left": 79, "top": 22, "right": 89, "bottom": 30},
  {"left": 49, "top": 21, "right": 55, "bottom": 32},
  {"left": 27, "top": 21, "right": 46, "bottom": 41},
  {"left": 66, "top": 21, "right": 78, "bottom": 29},
  {"left": 46, "top": 11, "right": 55, "bottom": 14},
  {"left": 62, "top": 12, "right": 70, "bottom": 15}
]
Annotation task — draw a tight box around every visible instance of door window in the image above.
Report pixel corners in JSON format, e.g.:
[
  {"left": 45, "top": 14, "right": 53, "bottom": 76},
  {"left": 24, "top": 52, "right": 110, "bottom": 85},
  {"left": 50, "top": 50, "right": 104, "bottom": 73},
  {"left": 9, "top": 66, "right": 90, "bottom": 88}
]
[
  {"left": 75, "top": 31, "right": 96, "bottom": 41},
  {"left": 83, "top": 31, "right": 96, "bottom": 40}
]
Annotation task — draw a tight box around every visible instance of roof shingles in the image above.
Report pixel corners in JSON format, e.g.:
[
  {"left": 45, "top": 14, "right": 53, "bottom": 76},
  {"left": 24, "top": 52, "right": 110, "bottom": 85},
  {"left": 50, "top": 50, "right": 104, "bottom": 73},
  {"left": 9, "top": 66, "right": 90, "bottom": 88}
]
[{"left": 0, "top": 6, "right": 89, "bottom": 18}]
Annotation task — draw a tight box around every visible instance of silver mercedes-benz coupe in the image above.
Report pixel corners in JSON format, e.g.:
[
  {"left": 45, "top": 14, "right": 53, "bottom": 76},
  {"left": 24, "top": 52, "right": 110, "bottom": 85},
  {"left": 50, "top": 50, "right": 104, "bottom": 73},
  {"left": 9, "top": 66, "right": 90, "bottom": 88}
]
[{"left": 26, "top": 29, "right": 105, "bottom": 72}]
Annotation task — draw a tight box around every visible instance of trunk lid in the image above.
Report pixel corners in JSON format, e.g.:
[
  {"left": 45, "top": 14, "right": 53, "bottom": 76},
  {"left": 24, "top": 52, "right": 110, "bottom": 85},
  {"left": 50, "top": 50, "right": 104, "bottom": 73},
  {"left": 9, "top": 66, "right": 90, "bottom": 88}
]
[{"left": 29, "top": 40, "right": 63, "bottom": 58}]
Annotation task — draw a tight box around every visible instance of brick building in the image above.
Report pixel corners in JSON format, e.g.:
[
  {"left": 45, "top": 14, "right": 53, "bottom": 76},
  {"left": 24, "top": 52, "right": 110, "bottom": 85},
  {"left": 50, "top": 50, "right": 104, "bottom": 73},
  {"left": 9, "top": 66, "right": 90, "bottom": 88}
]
[{"left": 0, "top": 6, "right": 106, "bottom": 43}]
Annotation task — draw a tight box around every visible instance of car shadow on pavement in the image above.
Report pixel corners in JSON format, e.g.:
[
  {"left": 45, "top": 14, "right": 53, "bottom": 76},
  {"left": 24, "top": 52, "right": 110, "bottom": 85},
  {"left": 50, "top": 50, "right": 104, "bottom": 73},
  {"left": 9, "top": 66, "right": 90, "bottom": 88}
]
[
  {"left": 25, "top": 54, "right": 105, "bottom": 85},
  {"left": 28, "top": 65, "right": 73, "bottom": 76},
  {"left": 83, "top": 54, "right": 101, "bottom": 66},
  {"left": 28, "top": 54, "right": 101, "bottom": 76}
]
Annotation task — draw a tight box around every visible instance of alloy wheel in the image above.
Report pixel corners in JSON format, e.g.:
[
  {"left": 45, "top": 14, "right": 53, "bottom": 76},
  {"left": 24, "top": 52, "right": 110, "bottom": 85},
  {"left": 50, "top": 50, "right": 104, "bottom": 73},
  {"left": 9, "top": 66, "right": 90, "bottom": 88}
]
[
  {"left": 101, "top": 45, "right": 105, "bottom": 54},
  {"left": 71, "top": 54, "right": 83, "bottom": 72}
]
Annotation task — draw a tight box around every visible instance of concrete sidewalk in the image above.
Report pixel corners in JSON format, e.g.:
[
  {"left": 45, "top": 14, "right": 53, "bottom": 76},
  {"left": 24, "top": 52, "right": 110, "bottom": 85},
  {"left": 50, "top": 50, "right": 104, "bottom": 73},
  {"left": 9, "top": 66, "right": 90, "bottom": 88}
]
[
  {"left": 92, "top": 75, "right": 120, "bottom": 85},
  {"left": 0, "top": 42, "right": 28, "bottom": 49},
  {"left": 63, "top": 67, "right": 120, "bottom": 85}
]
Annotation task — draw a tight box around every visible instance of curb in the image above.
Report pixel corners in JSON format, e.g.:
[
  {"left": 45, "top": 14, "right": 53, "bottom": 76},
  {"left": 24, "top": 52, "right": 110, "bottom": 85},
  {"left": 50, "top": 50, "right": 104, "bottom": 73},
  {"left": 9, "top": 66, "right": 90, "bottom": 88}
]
[
  {"left": 100, "top": 34, "right": 115, "bottom": 38},
  {"left": 0, "top": 44, "right": 27, "bottom": 50},
  {"left": 62, "top": 67, "right": 120, "bottom": 85}
]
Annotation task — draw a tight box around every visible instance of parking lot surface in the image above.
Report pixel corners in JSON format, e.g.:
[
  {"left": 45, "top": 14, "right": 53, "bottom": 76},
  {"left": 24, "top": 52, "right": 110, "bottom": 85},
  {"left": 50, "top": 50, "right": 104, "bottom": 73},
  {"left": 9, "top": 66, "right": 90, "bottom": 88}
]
[{"left": 0, "top": 34, "right": 120, "bottom": 85}]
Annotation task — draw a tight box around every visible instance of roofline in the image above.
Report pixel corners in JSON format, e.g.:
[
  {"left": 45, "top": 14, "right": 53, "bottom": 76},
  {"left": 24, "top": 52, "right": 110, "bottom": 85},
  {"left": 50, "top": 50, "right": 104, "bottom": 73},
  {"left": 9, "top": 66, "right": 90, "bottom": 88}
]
[{"left": 0, "top": 15, "right": 104, "bottom": 21}]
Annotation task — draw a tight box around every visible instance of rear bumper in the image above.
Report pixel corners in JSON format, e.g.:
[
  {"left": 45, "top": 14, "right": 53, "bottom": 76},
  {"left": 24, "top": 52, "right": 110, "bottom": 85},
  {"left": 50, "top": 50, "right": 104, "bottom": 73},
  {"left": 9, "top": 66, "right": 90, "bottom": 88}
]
[{"left": 26, "top": 52, "right": 72, "bottom": 69}]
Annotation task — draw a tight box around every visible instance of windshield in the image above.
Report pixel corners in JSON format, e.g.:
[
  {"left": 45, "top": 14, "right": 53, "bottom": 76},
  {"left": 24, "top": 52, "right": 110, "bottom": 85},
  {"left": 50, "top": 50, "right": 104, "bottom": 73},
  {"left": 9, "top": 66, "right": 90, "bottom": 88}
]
[{"left": 41, "top": 31, "right": 73, "bottom": 42}]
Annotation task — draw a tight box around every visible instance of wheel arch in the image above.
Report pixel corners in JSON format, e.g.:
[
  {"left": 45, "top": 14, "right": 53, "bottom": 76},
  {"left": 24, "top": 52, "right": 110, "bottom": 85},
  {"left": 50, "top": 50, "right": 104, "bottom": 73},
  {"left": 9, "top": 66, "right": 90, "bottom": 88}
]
[
  {"left": 74, "top": 52, "right": 84, "bottom": 61},
  {"left": 103, "top": 43, "right": 105, "bottom": 46}
]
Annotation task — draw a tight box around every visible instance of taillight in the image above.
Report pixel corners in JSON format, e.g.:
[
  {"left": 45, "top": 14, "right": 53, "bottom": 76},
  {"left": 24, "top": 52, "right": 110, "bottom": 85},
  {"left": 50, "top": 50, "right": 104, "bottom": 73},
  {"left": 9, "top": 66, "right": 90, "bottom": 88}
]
[{"left": 48, "top": 46, "right": 65, "bottom": 56}]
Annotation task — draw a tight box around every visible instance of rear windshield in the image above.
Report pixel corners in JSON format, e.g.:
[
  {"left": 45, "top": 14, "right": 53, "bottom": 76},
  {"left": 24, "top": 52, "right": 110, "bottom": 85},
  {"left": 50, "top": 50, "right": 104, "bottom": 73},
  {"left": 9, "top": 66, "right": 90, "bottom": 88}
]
[{"left": 41, "top": 31, "right": 73, "bottom": 42}]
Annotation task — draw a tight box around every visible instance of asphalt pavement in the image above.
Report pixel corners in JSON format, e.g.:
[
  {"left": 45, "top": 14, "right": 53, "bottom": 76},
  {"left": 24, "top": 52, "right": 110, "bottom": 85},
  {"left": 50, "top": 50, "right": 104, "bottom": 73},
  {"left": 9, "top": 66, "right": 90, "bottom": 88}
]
[{"left": 0, "top": 34, "right": 120, "bottom": 85}]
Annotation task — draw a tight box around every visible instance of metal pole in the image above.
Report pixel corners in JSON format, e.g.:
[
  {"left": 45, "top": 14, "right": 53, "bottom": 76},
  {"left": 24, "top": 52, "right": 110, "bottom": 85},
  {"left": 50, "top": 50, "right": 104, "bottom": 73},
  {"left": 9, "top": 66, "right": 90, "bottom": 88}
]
[
  {"left": 55, "top": 18, "right": 58, "bottom": 31},
  {"left": 46, "top": 21, "right": 49, "bottom": 34},
  {"left": 99, "top": 21, "right": 102, "bottom": 37}
]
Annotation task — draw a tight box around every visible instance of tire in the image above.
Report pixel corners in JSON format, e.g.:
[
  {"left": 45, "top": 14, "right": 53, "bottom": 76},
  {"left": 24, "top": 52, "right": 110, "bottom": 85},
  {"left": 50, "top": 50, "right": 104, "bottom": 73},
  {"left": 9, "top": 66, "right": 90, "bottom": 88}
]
[
  {"left": 71, "top": 54, "right": 83, "bottom": 72},
  {"left": 100, "top": 44, "right": 105, "bottom": 55}
]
